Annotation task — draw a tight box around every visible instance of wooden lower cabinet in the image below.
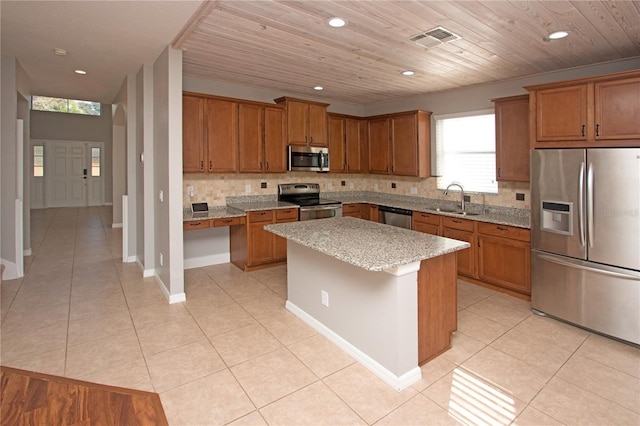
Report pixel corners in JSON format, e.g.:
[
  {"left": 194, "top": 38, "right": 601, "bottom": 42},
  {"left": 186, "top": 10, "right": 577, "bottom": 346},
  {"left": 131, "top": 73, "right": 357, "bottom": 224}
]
[
  {"left": 477, "top": 223, "right": 531, "bottom": 294},
  {"left": 441, "top": 217, "right": 477, "bottom": 279},
  {"left": 412, "top": 211, "right": 441, "bottom": 235},
  {"left": 230, "top": 208, "right": 298, "bottom": 271},
  {"left": 342, "top": 203, "right": 362, "bottom": 218},
  {"left": 274, "top": 208, "right": 298, "bottom": 261}
]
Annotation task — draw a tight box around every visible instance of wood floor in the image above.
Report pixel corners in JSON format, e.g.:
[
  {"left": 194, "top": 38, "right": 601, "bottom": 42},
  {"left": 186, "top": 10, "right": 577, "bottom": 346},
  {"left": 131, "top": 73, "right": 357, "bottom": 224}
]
[{"left": 0, "top": 366, "right": 168, "bottom": 425}]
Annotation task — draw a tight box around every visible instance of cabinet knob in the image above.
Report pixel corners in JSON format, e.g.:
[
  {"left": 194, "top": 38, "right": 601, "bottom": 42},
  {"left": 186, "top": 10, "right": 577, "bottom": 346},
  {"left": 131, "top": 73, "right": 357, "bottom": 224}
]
[
  {"left": 497, "top": 226, "right": 507, "bottom": 231},
  {"left": 581, "top": 124, "right": 586, "bottom": 137},
  {"left": 200, "top": 161, "right": 204, "bottom": 171},
  {"left": 596, "top": 124, "right": 600, "bottom": 137},
  {"left": 209, "top": 160, "right": 213, "bottom": 171},
  {"left": 266, "top": 162, "right": 269, "bottom": 171}
]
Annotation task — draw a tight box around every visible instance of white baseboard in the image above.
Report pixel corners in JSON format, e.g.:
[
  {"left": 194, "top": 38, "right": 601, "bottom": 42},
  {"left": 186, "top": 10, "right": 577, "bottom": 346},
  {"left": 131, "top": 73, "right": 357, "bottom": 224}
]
[
  {"left": 124, "top": 255, "right": 137, "bottom": 263},
  {"left": 286, "top": 300, "right": 422, "bottom": 391},
  {"left": 184, "top": 253, "right": 230, "bottom": 270},
  {"left": 1, "top": 260, "right": 20, "bottom": 281},
  {"left": 112, "top": 223, "right": 123, "bottom": 228},
  {"left": 24, "top": 248, "right": 32, "bottom": 256},
  {"left": 154, "top": 274, "right": 186, "bottom": 304},
  {"left": 104, "top": 202, "right": 113, "bottom": 206}
]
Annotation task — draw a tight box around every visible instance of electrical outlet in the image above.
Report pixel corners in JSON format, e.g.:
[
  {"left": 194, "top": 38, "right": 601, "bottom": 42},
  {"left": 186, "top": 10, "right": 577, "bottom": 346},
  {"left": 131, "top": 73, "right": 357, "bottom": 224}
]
[
  {"left": 374, "top": 183, "right": 379, "bottom": 190},
  {"left": 159, "top": 190, "right": 163, "bottom": 202},
  {"left": 341, "top": 180, "right": 346, "bottom": 186},
  {"left": 464, "top": 195, "right": 471, "bottom": 202},
  {"left": 410, "top": 186, "right": 417, "bottom": 194},
  {"left": 245, "top": 184, "right": 252, "bottom": 193},
  {"left": 516, "top": 193, "right": 525, "bottom": 201},
  {"left": 349, "top": 182, "right": 354, "bottom": 189},
  {"left": 391, "top": 182, "right": 396, "bottom": 189},
  {"left": 261, "top": 182, "right": 267, "bottom": 189},
  {"left": 187, "top": 185, "right": 194, "bottom": 197},
  {"left": 159, "top": 253, "right": 164, "bottom": 266},
  {"left": 321, "top": 290, "right": 329, "bottom": 307},
  {"left": 327, "top": 183, "right": 333, "bottom": 190}
]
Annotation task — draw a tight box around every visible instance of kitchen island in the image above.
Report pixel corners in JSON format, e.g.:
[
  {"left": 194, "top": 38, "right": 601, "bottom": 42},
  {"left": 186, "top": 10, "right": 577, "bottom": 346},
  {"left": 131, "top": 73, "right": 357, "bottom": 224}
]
[{"left": 265, "top": 216, "right": 469, "bottom": 390}]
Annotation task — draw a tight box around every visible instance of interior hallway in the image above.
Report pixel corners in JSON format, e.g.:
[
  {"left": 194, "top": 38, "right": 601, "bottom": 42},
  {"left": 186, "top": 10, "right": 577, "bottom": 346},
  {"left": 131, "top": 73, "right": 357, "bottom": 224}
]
[{"left": 1, "top": 207, "right": 638, "bottom": 425}]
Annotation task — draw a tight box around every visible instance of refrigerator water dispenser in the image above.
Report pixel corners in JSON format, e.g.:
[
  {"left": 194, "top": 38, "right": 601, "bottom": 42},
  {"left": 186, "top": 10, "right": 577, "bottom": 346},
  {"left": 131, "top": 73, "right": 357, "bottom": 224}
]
[{"left": 541, "top": 201, "right": 573, "bottom": 235}]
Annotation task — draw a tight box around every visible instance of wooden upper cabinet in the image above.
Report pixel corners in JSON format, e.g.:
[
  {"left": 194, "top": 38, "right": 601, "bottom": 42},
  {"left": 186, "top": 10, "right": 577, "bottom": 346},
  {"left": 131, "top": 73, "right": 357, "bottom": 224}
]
[
  {"left": 328, "top": 115, "right": 346, "bottom": 172},
  {"left": 238, "top": 103, "right": 263, "bottom": 173},
  {"left": 274, "top": 97, "right": 329, "bottom": 147},
  {"left": 526, "top": 70, "right": 640, "bottom": 148},
  {"left": 263, "top": 106, "right": 287, "bottom": 173},
  {"left": 183, "top": 95, "right": 205, "bottom": 173},
  {"left": 368, "top": 110, "right": 432, "bottom": 177},
  {"left": 595, "top": 77, "right": 640, "bottom": 140},
  {"left": 328, "top": 114, "right": 368, "bottom": 173},
  {"left": 205, "top": 98, "right": 238, "bottom": 173},
  {"left": 493, "top": 95, "right": 530, "bottom": 182},
  {"left": 368, "top": 117, "right": 391, "bottom": 174}
]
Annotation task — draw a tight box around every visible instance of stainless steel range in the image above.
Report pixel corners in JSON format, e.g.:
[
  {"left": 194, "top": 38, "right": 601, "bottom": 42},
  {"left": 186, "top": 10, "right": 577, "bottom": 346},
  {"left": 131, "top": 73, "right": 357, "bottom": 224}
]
[{"left": 278, "top": 183, "right": 342, "bottom": 220}]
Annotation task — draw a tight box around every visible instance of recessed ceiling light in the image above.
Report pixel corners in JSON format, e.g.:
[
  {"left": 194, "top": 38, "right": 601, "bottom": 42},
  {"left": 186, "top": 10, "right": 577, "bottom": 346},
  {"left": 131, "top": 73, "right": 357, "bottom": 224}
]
[
  {"left": 327, "top": 17, "right": 347, "bottom": 28},
  {"left": 53, "top": 48, "right": 67, "bottom": 56},
  {"left": 544, "top": 30, "right": 569, "bottom": 41},
  {"left": 313, "top": 86, "right": 324, "bottom": 91},
  {"left": 402, "top": 70, "right": 415, "bottom": 76},
  {"left": 74, "top": 69, "right": 87, "bottom": 75}
]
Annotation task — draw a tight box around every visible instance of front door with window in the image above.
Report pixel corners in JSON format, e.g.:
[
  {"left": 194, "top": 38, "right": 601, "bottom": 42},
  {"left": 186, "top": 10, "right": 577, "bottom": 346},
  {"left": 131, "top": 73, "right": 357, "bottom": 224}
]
[{"left": 32, "top": 140, "right": 104, "bottom": 208}]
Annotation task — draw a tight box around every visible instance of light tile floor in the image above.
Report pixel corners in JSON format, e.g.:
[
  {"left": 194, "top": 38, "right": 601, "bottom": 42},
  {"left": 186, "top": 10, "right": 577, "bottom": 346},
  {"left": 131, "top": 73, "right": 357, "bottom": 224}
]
[{"left": 1, "top": 207, "right": 639, "bottom": 425}]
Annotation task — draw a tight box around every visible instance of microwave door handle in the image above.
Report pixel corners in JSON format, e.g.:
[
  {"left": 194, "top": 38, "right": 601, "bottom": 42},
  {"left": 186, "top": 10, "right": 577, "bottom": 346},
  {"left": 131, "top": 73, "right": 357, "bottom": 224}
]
[{"left": 318, "top": 152, "right": 324, "bottom": 171}]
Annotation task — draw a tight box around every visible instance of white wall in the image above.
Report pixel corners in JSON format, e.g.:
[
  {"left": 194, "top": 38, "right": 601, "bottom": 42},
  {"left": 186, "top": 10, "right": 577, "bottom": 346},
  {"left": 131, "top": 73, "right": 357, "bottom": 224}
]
[
  {"left": 153, "top": 46, "right": 184, "bottom": 303},
  {"left": 1, "top": 56, "right": 30, "bottom": 280}
]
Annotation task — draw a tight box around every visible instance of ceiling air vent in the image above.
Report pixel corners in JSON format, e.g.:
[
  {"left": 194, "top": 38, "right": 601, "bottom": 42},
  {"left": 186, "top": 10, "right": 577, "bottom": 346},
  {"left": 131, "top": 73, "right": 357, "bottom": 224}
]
[{"left": 410, "top": 26, "right": 461, "bottom": 49}]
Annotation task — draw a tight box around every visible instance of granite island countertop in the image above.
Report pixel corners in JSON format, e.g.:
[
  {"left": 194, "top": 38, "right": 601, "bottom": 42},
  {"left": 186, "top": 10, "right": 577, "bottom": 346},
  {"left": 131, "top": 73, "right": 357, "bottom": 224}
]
[{"left": 265, "top": 216, "right": 470, "bottom": 272}]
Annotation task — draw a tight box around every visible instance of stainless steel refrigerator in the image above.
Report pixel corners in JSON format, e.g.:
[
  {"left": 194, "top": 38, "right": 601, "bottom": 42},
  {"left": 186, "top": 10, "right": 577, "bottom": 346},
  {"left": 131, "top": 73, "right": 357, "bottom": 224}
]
[{"left": 531, "top": 148, "right": 640, "bottom": 345}]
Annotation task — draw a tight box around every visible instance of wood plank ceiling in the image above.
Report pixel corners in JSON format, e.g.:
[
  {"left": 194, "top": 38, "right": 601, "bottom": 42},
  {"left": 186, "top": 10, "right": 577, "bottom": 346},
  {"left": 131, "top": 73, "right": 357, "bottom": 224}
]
[{"left": 175, "top": 0, "right": 640, "bottom": 105}]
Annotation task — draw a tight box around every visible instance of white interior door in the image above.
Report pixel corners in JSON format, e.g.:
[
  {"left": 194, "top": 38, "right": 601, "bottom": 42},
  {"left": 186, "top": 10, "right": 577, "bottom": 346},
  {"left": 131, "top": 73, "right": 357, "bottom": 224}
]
[{"left": 46, "top": 141, "right": 87, "bottom": 207}]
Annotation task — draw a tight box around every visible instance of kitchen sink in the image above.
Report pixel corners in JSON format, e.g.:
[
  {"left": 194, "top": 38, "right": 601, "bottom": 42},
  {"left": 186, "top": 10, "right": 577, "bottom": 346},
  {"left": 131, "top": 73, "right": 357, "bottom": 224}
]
[{"left": 435, "top": 208, "right": 480, "bottom": 216}]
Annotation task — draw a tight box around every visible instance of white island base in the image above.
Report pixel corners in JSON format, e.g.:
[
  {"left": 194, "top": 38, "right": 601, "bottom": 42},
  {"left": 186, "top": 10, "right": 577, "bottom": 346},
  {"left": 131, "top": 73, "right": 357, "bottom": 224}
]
[{"left": 286, "top": 241, "right": 435, "bottom": 391}]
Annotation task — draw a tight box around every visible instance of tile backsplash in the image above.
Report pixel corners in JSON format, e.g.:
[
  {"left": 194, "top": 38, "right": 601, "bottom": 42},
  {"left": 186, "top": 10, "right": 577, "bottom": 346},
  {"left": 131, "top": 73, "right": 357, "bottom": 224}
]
[{"left": 183, "top": 173, "right": 531, "bottom": 210}]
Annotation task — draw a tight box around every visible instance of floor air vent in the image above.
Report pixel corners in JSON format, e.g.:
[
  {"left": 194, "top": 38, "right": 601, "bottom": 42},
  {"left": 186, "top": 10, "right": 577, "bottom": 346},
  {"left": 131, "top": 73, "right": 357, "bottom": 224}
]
[{"left": 410, "top": 26, "right": 461, "bottom": 48}]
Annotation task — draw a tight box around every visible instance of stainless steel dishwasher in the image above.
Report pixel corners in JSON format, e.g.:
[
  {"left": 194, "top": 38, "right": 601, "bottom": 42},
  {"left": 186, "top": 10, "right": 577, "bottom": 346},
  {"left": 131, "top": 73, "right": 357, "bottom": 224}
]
[{"left": 378, "top": 205, "right": 412, "bottom": 229}]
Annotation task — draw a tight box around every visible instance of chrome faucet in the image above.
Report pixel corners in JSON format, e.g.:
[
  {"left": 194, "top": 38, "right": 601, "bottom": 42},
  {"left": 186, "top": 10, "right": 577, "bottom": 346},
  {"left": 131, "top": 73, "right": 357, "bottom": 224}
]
[{"left": 444, "top": 183, "right": 465, "bottom": 212}]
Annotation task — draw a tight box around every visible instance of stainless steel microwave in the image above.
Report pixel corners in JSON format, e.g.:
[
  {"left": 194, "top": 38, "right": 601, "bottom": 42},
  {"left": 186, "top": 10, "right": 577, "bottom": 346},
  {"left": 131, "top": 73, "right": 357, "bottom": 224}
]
[{"left": 287, "top": 145, "right": 329, "bottom": 172}]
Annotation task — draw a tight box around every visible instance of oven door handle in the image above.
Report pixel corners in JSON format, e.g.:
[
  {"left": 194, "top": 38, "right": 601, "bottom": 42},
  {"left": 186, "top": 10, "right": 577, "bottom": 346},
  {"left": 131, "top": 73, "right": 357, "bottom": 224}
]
[{"left": 301, "top": 204, "right": 341, "bottom": 211}]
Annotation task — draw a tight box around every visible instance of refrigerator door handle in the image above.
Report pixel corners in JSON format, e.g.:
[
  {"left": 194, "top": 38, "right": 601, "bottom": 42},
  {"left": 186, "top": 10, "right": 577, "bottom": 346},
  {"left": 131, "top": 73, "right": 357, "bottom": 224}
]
[
  {"left": 578, "top": 162, "right": 585, "bottom": 247},
  {"left": 587, "top": 162, "right": 594, "bottom": 248},
  {"left": 537, "top": 254, "right": 640, "bottom": 281}
]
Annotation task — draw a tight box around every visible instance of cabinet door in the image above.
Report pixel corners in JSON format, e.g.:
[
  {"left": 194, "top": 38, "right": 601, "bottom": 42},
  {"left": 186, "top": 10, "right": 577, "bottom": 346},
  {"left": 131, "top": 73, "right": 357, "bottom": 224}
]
[
  {"left": 442, "top": 227, "right": 476, "bottom": 278},
  {"left": 182, "top": 95, "right": 205, "bottom": 173},
  {"left": 494, "top": 95, "right": 530, "bottom": 182},
  {"left": 346, "top": 118, "right": 366, "bottom": 173},
  {"left": 287, "top": 100, "right": 308, "bottom": 145},
  {"left": 391, "top": 113, "right": 418, "bottom": 176},
  {"left": 274, "top": 208, "right": 298, "bottom": 261},
  {"left": 205, "top": 98, "right": 238, "bottom": 172},
  {"left": 478, "top": 234, "right": 531, "bottom": 293},
  {"left": 247, "top": 210, "right": 274, "bottom": 265},
  {"left": 264, "top": 106, "right": 287, "bottom": 173},
  {"left": 308, "top": 103, "right": 328, "bottom": 147},
  {"left": 368, "top": 118, "right": 390, "bottom": 174},
  {"left": 238, "top": 103, "right": 263, "bottom": 173},
  {"left": 535, "top": 85, "right": 589, "bottom": 142},
  {"left": 595, "top": 77, "right": 640, "bottom": 140},
  {"left": 328, "top": 116, "right": 346, "bottom": 172}
]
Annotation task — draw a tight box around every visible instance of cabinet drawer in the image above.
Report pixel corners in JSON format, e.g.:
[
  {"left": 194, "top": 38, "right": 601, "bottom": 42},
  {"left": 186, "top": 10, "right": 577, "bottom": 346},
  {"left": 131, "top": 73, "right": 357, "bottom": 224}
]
[
  {"left": 342, "top": 203, "right": 361, "bottom": 214},
  {"left": 213, "top": 217, "right": 245, "bottom": 227},
  {"left": 248, "top": 210, "right": 274, "bottom": 223},
  {"left": 477, "top": 222, "right": 530, "bottom": 242},
  {"left": 441, "top": 216, "right": 475, "bottom": 232},
  {"left": 413, "top": 211, "right": 440, "bottom": 226},
  {"left": 276, "top": 208, "right": 299, "bottom": 221},
  {"left": 183, "top": 220, "right": 211, "bottom": 230}
]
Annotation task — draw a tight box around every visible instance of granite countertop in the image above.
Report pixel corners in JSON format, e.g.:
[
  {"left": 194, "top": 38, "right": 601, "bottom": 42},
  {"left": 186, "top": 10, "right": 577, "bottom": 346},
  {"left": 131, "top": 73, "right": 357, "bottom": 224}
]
[
  {"left": 183, "top": 206, "right": 246, "bottom": 222},
  {"left": 328, "top": 193, "right": 531, "bottom": 229},
  {"left": 225, "top": 200, "right": 299, "bottom": 213},
  {"left": 265, "top": 216, "right": 470, "bottom": 272}
]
